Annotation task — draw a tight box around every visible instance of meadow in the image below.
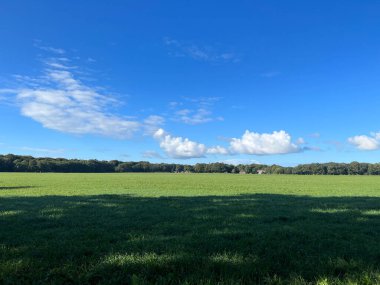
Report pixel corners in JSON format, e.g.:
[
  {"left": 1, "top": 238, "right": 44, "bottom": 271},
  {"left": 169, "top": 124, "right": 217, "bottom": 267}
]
[{"left": 0, "top": 173, "right": 379, "bottom": 284}]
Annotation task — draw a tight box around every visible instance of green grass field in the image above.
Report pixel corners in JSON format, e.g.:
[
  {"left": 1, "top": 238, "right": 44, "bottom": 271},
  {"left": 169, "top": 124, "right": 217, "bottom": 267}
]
[{"left": 0, "top": 173, "right": 379, "bottom": 284}]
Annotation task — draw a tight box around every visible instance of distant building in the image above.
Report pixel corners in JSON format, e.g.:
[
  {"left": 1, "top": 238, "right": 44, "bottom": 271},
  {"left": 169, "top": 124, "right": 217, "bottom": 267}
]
[
  {"left": 239, "top": 170, "right": 246, "bottom": 174},
  {"left": 257, "top": 170, "right": 266, "bottom": 175}
]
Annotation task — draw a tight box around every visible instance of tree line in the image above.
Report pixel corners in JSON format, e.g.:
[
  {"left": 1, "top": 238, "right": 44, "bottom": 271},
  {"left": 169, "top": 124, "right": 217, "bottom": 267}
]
[{"left": 1, "top": 154, "right": 380, "bottom": 175}]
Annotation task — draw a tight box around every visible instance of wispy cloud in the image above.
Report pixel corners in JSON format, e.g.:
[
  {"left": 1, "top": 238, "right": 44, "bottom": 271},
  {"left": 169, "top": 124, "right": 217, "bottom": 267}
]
[
  {"left": 0, "top": 46, "right": 172, "bottom": 140},
  {"left": 142, "top": 150, "right": 164, "bottom": 159},
  {"left": 303, "top": 146, "right": 323, "bottom": 152},
  {"left": 163, "top": 37, "right": 239, "bottom": 63},
  {"left": 0, "top": 142, "right": 66, "bottom": 155},
  {"left": 175, "top": 108, "right": 216, "bottom": 125},
  {"left": 143, "top": 115, "right": 166, "bottom": 135},
  {"left": 1, "top": 46, "right": 171, "bottom": 145},
  {"left": 1, "top": 52, "right": 142, "bottom": 139},
  {"left": 170, "top": 97, "right": 223, "bottom": 125},
  {"left": 19, "top": 146, "right": 65, "bottom": 154},
  {"left": 221, "top": 158, "right": 261, "bottom": 166},
  {"left": 20, "top": 66, "right": 139, "bottom": 137},
  {"left": 0, "top": 89, "right": 17, "bottom": 106},
  {"left": 325, "top": 140, "right": 345, "bottom": 152},
  {"left": 309, "top": 132, "right": 321, "bottom": 138},
  {"left": 260, "top": 71, "right": 281, "bottom": 78},
  {"left": 33, "top": 40, "right": 66, "bottom": 55}
]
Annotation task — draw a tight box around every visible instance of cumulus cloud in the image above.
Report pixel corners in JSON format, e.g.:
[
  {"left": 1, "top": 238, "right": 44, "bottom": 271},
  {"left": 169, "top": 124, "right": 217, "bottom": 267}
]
[
  {"left": 229, "top": 130, "right": 301, "bottom": 155},
  {"left": 153, "top": 128, "right": 207, "bottom": 159},
  {"left": 153, "top": 128, "right": 303, "bottom": 159},
  {"left": 3, "top": 56, "right": 141, "bottom": 138},
  {"left": 348, "top": 133, "right": 380, "bottom": 150}
]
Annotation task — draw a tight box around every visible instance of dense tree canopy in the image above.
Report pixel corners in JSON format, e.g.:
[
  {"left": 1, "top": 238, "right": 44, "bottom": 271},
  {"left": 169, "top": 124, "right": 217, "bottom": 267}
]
[{"left": 1, "top": 154, "right": 380, "bottom": 175}]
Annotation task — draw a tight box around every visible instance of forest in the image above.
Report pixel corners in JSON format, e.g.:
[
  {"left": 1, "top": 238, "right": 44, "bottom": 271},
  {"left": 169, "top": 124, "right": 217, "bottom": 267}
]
[{"left": 1, "top": 154, "right": 380, "bottom": 175}]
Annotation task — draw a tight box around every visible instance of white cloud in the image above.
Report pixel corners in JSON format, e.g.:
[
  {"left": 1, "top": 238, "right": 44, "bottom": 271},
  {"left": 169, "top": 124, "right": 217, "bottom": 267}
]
[
  {"left": 348, "top": 133, "right": 380, "bottom": 150},
  {"left": 152, "top": 128, "right": 303, "bottom": 159},
  {"left": 153, "top": 128, "right": 207, "bottom": 159},
  {"left": 3, "top": 57, "right": 140, "bottom": 139},
  {"left": 229, "top": 130, "right": 301, "bottom": 155},
  {"left": 207, "top": 146, "right": 229, "bottom": 155}
]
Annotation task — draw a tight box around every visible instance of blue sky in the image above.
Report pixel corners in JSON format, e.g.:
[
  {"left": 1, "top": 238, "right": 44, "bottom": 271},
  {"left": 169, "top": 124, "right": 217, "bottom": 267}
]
[{"left": 1, "top": 0, "right": 380, "bottom": 165}]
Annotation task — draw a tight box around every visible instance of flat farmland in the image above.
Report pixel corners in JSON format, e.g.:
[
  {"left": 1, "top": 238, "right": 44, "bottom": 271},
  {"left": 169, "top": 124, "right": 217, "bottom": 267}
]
[{"left": 0, "top": 173, "right": 379, "bottom": 284}]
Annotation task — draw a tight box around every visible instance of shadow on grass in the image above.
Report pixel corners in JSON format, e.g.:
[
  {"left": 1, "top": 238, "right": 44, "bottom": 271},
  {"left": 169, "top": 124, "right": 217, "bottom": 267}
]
[
  {"left": 0, "top": 194, "right": 379, "bottom": 284},
  {"left": 0, "top": 186, "right": 37, "bottom": 190}
]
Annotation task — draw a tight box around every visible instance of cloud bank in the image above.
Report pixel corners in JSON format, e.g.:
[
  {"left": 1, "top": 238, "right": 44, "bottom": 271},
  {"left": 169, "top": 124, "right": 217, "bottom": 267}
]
[{"left": 153, "top": 128, "right": 301, "bottom": 159}]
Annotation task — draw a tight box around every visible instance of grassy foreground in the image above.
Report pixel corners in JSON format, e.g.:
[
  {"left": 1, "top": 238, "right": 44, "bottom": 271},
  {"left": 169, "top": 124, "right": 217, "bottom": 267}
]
[{"left": 0, "top": 173, "right": 379, "bottom": 284}]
